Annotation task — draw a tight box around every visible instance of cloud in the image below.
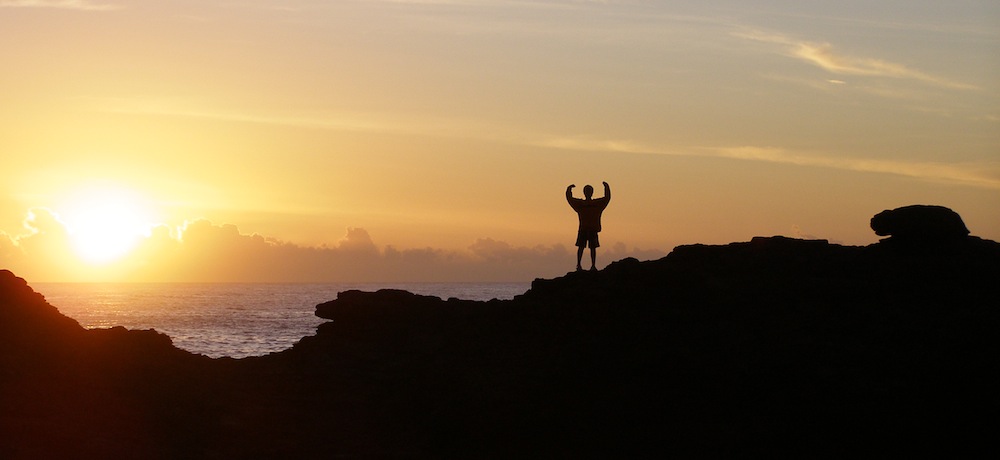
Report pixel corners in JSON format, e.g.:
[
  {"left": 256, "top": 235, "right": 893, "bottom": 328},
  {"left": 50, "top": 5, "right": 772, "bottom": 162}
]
[
  {"left": 336, "top": 227, "right": 379, "bottom": 254},
  {"left": 709, "top": 146, "right": 1000, "bottom": 190},
  {"left": 158, "top": 221, "right": 662, "bottom": 282},
  {"left": 537, "top": 137, "right": 1000, "bottom": 190},
  {"left": 87, "top": 97, "right": 524, "bottom": 144},
  {"left": 0, "top": 231, "right": 21, "bottom": 262},
  {"left": 91, "top": 99, "right": 395, "bottom": 133},
  {"left": 360, "top": 0, "right": 610, "bottom": 8},
  {"left": 22, "top": 207, "right": 69, "bottom": 236},
  {"left": 1, "top": 214, "right": 665, "bottom": 282},
  {"left": 3, "top": 208, "right": 81, "bottom": 281},
  {"left": 734, "top": 29, "right": 977, "bottom": 91},
  {"left": 790, "top": 225, "right": 816, "bottom": 240},
  {"left": 537, "top": 137, "right": 665, "bottom": 155},
  {"left": 0, "top": 0, "right": 121, "bottom": 10}
]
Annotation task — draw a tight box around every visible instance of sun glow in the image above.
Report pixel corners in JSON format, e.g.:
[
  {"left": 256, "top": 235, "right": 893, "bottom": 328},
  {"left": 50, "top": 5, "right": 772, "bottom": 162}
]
[{"left": 59, "top": 185, "right": 156, "bottom": 265}]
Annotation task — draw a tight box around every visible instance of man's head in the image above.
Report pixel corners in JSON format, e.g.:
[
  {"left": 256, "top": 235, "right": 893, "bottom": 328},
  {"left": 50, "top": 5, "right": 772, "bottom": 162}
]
[{"left": 583, "top": 185, "right": 594, "bottom": 199}]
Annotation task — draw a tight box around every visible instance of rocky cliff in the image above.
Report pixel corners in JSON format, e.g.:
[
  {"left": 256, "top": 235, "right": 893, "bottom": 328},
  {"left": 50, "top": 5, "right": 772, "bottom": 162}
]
[{"left": 1, "top": 208, "right": 998, "bottom": 458}]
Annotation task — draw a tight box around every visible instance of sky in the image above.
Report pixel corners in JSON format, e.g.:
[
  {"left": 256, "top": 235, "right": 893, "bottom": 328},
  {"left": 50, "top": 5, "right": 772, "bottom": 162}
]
[{"left": 1, "top": 0, "right": 998, "bottom": 282}]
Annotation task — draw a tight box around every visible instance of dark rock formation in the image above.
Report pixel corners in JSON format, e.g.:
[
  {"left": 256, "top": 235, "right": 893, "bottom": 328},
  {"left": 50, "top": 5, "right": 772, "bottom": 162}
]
[
  {"left": 1, "top": 269, "right": 218, "bottom": 460},
  {"left": 2, "top": 220, "right": 1000, "bottom": 458},
  {"left": 870, "top": 204, "right": 970, "bottom": 243}
]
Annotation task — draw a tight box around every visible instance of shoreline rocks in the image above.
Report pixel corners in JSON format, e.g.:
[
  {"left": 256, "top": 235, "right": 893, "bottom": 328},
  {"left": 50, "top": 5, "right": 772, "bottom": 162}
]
[{"left": 2, "top": 206, "right": 998, "bottom": 458}]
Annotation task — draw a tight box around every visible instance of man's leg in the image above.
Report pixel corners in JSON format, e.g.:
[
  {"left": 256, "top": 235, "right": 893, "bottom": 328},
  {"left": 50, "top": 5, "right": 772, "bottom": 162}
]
[
  {"left": 576, "top": 246, "right": 585, "bottom": 271},
  {"left": 589, "top": 247, "right": 597, "bottom": 270}
]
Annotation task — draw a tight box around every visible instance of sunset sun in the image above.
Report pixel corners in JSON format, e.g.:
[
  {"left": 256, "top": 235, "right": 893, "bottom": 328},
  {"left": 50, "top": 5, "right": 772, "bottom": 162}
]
[{"left": 59, "top": 185, "right": 156, "bottom": 265}]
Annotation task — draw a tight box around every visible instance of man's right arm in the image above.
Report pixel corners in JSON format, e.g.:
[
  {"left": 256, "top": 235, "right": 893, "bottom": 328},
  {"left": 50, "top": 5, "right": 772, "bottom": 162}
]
[
  {"left": 566, "top": 184, "right": 575, "bottom": 203},
  {"left": 603, "top": 181, "right": 611, "bottom": 203}
]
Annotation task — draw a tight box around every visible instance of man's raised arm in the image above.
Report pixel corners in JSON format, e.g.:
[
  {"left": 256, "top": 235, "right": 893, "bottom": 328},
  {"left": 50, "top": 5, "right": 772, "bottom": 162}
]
[
  {"left": 603, "top": 181, "right": 611, "bottom": 202},
  {"left": 566, "top": 184, "right": 576, "bottom": 203}
]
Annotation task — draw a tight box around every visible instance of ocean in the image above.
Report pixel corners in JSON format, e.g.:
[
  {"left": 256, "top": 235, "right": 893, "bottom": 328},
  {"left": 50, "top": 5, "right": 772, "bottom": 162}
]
[{"left": 34, "top": 282, "right": 531, "bottom": 359}]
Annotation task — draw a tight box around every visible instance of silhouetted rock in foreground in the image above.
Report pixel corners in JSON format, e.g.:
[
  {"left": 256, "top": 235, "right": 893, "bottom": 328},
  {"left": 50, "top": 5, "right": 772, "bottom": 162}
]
[
  {"left": 2, "top": 222, "right": 999, "bottom": 457},
  {"left": 871, "top": 204, "right": 970, "bottom": 243}
]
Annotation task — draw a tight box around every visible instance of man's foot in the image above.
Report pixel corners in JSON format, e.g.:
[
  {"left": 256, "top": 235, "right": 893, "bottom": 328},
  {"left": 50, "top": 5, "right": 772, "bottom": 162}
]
[
  {"left": 589, "top": 266, "right": 597, "bottom": 272},
  {"left": 576, "top": 266, "right": 583, "bottom": 272}
]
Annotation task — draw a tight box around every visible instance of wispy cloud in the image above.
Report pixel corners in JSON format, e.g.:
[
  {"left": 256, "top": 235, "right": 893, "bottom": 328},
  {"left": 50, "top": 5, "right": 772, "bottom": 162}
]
[
  {"left": 769, "top": 10, "right": 1000, "bottom": 39},
  {"left": 537, "top": 137, "right": 1000, "bottom": 190},
  {"left": 363, "top": 0, "right": 607, "bottom": 7},
  {"left": 709, "top": 146, "right": 1000, "bottom": 189},
  {"left": 0, "top": 0, "right": 121, "bottom": 10},
  {"left": 108, "top": 104, "right": 405, "bottom": 133},
  {"left": 87, "top": 96, "right": 532, "bottom": 146},
  {"left": 734, "top": 29, "right": 978, "bottom": 91},
  {"left": 537, "top": 137, "right": 666, "bottom": 155},
  {"left": 89, "top": 96, "right": 1000, "bottom": 191}
]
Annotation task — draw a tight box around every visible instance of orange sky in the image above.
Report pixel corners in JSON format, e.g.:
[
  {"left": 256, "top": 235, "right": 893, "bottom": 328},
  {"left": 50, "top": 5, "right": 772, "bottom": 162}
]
[{"left": 1, "top": 1, "right": 998, "bottom": 282}]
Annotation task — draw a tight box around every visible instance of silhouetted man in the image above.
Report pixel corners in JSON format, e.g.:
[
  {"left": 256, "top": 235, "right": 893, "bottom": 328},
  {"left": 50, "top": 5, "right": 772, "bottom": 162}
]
[{"left": 566, "top": 181, "right": 611, "bottom": 271}]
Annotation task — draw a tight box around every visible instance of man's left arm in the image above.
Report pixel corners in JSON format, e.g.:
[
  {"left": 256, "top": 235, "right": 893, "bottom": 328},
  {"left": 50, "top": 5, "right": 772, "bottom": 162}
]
[{"left": 603, "top": 181, "right": 611, "bottom": 203}]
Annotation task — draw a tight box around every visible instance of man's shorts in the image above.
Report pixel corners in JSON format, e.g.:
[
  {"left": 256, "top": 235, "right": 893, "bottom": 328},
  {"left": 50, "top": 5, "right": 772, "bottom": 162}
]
[{"left": 576, "top": 230, "right": 600, "bottom": 248}]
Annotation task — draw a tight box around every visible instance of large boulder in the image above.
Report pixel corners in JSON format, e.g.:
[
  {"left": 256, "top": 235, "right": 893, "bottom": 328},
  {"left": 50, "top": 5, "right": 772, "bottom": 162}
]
[{"left": 870, "top": 205, "right": 970, "bottom": 242}]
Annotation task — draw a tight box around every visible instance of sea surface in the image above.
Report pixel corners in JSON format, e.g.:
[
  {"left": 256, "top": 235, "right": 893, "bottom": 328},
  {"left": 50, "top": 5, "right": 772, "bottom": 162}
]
[{"left": 34, "top": 282, "right": 531, "bottom": 359}]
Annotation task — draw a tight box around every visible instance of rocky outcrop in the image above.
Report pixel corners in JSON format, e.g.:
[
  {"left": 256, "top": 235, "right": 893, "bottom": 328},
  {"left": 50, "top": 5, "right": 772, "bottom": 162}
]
[
  {"left": 1, "top": 208, "right": 999, "bottom": 458},
  {"left": 0, "top": 269, "right": 84, "bottom": 345},
  {"left": 870, "top": 204, "right": 970, "bottom": 242},
  {"left": 1, "top": 269, "right": 215, "bottom": 460},
  {"left": 284, "top": 233, "right": 1000, "bottom": 457}
]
